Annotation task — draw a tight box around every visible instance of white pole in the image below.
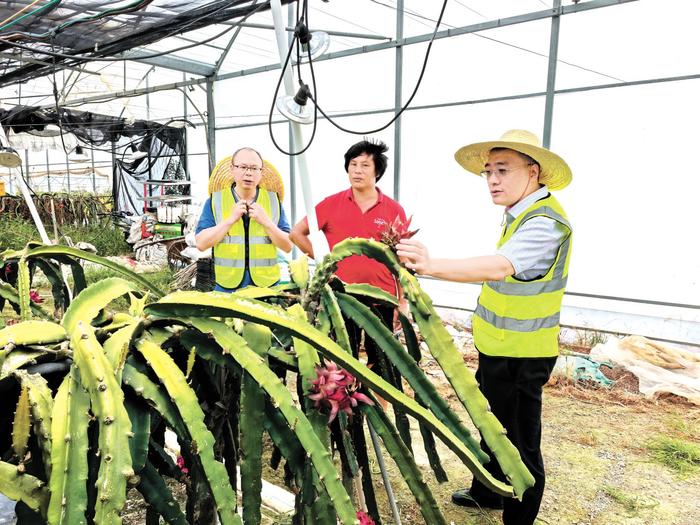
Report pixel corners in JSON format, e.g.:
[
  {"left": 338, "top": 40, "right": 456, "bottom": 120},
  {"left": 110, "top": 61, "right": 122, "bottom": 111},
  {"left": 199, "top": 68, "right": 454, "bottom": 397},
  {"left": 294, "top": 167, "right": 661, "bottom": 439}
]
[
  {"left": 13, "top": 167, "right": 51, "bottom": 244},
  {"left": 269, "top": 0, "right": 329, "bottom": 261}
]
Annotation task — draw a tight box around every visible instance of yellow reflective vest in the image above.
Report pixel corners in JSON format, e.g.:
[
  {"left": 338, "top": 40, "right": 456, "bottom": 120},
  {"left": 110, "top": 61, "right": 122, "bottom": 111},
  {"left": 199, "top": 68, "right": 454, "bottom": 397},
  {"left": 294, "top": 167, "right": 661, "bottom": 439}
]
[
  {"left": 211, "top": 187, "right": 281, "bottom": 289},
  {"left": 473, "top": 194, "right": 572, "bottom": 358}
]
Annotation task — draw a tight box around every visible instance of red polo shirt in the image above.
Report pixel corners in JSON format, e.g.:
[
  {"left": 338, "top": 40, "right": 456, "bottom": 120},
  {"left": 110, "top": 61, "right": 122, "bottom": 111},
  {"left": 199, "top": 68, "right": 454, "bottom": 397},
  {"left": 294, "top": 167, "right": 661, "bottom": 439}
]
[{"left": 304, "top": 188, "right": 407, "bottom": 295}]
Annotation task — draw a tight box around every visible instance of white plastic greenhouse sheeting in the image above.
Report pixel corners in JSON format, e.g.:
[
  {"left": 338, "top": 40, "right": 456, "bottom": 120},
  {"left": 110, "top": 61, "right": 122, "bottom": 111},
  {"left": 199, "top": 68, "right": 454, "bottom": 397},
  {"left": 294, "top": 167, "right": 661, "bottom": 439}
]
[{"left": 419, "top": 278, "right": 700, "bottom": 348}]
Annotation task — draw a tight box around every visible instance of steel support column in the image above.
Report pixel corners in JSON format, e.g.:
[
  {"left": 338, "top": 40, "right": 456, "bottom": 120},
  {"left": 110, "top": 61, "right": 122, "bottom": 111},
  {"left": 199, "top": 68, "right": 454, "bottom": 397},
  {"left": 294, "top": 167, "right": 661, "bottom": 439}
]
[
  {"left": 206, "top": 77, "right": 217, "bottom": 173},
  {"left": 543, "top": 0, "right": 562, "bottom": 149},
  {"left": 393, "top": 0, "right": 404, "bottom": 201}
]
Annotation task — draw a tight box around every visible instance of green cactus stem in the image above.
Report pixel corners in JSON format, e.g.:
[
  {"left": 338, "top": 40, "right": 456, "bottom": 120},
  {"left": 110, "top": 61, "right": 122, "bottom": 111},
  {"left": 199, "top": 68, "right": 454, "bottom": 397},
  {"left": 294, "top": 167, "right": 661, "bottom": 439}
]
[
  {"left": 12, "top": 384, "right": 31, "bottom": 461},
  {"left": 23, "top": 245, "right": 164, "bottom": 297},
  {"left": 15, "top": 254, "right": 32, "bottom": 322},
  {"left": 182, "top": 317, "right": 358, "bottom": 525},
  {"left": 0, "top": 461, "right": 49, "bottom": 516},
  {"left": 335, "top": 292, "right": 486, "bottom": 463},
  {"left": 136, "top": 462, "right": 188, "bottom": 525},
  {"left": 134, "top": 338, "right": 241, "bottom": 525},
  {"left": 48, "top": 369, "right": 90, "bottom": 525},
  {"left": 72, "top": 322, "right": 134, "bottom": 525},
  {"left": 62, "top": 278, "right": 139, "bottom": 332},
  {"left": 0, "top": 321, "right": 67, "bottom": 348},
  {"left": 14, "top": 370, "right": 54, "bottom": 476},
  {"left": 239, "top": 323, "right": 270, "bottom": 525}
]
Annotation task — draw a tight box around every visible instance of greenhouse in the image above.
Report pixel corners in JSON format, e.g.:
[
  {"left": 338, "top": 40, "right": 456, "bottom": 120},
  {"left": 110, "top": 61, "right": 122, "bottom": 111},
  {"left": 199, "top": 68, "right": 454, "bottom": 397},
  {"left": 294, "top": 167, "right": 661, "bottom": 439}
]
[{"left": 0, "top": 1, "right": 698, "bottom": 524}]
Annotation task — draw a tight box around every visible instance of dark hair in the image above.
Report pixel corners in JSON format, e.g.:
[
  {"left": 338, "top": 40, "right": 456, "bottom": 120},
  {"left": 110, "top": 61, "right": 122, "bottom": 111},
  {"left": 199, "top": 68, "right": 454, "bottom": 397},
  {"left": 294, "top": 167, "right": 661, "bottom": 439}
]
[
  {"left": 344, "top": 139, "right": 389, "bottom": 181},
  {"left": 231, "top": 147, "right": 263, "bottom": 166}
]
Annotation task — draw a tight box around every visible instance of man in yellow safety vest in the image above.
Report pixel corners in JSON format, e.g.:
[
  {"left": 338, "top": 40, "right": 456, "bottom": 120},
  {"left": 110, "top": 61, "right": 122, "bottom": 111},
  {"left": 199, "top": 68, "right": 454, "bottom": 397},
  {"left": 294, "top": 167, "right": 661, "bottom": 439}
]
[
  {"left": 397, "top": 130, "right": 573, "bottom": 525},
  {"left": 195, "top": 147, "right": 292, "bottom": 291}
]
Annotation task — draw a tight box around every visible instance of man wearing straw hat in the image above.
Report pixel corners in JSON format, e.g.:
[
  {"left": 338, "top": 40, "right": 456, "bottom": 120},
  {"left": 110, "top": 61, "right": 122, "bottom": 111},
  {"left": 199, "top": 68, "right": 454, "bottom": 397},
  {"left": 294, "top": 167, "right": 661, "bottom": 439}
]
[
  {"left": 195, "top": 147, "right": 292, "bottom": 292},
  {"left": 397, "top": 130, "right": 573, "bottom": 525}
]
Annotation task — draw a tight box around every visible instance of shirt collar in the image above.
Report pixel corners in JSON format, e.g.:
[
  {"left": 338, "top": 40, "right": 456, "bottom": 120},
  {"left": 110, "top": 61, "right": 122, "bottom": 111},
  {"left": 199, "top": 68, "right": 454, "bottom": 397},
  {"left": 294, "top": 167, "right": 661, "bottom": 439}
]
[
  {"left": 344, "top": 186, "right": 384, "bottom": 203},
  {"left": 505, "top": 185, "right": 549, "bottom": 222}
]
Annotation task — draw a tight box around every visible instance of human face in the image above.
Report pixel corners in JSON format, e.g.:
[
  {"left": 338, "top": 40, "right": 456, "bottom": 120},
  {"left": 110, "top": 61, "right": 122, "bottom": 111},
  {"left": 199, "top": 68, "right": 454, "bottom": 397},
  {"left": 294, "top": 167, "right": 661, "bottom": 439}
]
[
  {"left": 347, "top": 153, "right": 377, "bottom": 192},
  {"left": 232, "top": 149, "right": 263, "bottom": 194},
  {"left": 482, "top": 149, "right": 537, "bottom": 207}
]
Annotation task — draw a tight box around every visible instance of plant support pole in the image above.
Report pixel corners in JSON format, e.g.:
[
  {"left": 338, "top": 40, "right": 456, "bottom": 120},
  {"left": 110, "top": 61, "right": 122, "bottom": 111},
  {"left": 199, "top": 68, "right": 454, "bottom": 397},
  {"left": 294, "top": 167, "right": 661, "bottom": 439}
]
[{"left": 368, "top": 421, "right": 402, "bottom": 525}]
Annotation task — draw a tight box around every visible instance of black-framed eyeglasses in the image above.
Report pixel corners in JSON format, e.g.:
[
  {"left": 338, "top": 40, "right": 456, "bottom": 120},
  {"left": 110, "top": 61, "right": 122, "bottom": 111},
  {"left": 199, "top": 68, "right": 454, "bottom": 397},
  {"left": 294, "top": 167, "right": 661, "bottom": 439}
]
[
  {"left": 233, "top": 164, "right": 262, "bottom": 173},
  {"left": 479, "top": 163, "right": 533, "bottom": 179}
]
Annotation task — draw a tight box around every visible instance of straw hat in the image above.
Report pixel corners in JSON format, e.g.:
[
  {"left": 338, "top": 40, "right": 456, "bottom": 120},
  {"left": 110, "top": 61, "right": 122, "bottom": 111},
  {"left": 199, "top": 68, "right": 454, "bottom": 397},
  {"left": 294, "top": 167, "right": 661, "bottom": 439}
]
[
  {"left": 208, "top": 156, "right": 285, "bottom": 199},
  {"left": 454, "top": 129, "right": 572, "bottom": 190}
]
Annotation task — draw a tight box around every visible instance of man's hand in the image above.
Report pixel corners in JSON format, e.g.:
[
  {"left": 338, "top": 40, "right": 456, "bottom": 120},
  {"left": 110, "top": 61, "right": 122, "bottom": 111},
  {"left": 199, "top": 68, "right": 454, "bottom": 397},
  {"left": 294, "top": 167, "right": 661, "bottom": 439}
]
[
  {"left": 226, "top": 200, "right": 249, "bottom": 226},
  {"left": 396, "top": 238, "right": 431, "bottom": 275},
  {"left": 247, "top": 202, "right": 273, "bottom": 229}
]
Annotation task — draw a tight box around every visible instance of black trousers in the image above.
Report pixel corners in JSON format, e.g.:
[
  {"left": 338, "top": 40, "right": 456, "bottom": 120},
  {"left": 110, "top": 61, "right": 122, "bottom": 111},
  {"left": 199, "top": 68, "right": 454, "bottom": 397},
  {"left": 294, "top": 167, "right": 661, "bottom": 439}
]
[
  {"left": 469, "top": 352, "right": 557, "bottom": 525},
  {"left": 345, "top": 302, "right": 395, "bottom": 370}
]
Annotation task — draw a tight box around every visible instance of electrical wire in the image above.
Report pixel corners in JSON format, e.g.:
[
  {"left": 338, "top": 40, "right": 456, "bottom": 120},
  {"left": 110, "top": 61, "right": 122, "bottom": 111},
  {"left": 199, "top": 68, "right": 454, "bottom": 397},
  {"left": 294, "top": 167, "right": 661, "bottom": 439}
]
[
  {"left": 302, "top": 0, "right": 449, "bottom": 137},
  {"left": 266, "top": 2, "right": 318, "bottom": 157},
  {"left": 0, "top": 0, "right": 50, "bottom": 32}
]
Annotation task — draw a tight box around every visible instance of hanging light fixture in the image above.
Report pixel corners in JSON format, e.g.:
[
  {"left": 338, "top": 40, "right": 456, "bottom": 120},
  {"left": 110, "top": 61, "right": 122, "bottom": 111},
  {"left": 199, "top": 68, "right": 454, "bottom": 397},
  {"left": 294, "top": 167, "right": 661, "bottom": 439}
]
[
  {"left": 276, "top": 83, "right": 314, "bottom": 125},
  {"left": 292, "top": 21, "right": 330, "bottom": 63},
  {"left": 0, "top": 125, "right": 22, "bottom": 168},
  {"left": 69, "top": 145, "right": 90, "bottom": 163}
]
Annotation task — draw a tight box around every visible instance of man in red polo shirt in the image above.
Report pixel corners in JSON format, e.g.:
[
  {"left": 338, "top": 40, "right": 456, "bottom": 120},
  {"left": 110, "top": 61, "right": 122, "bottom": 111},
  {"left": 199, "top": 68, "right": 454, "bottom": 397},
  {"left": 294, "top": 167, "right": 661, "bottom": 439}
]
[{"left": 290, "top": 139, "right": 407, "bottom": 297}]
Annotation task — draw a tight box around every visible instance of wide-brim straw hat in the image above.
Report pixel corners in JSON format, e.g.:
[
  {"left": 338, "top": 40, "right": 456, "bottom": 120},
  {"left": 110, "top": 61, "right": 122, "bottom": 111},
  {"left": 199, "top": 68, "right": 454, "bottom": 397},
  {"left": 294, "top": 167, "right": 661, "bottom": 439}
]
[
  {"left": 208, "top": 156, "right": 285, "bottom": 199},
  {"left": 454, "top": 129, "right": 572, "bottom": 190}
]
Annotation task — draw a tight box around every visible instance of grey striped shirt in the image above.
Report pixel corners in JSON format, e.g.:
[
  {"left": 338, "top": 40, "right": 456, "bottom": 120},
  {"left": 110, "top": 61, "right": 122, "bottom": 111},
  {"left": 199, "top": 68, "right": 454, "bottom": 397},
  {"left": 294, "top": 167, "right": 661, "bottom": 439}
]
[{"left": 496, "top": 186, "right": 569, "bottom": 281}]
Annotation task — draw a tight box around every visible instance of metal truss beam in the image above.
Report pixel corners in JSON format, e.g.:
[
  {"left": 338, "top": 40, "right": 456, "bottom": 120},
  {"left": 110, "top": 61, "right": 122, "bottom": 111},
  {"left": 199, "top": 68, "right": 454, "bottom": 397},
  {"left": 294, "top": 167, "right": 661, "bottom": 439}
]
[{"left": 121, "top": 50, "right": 215, "bottom": 77}]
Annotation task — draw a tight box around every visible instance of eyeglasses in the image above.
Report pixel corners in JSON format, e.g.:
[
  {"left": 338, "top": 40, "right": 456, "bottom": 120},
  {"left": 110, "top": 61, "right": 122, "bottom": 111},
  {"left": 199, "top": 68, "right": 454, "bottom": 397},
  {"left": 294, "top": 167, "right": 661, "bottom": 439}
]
[
  {"left": 480, "top": 164, "right": 532, "bottom": 179},
  {"left": 233, "top": 164, "right": 262, "bottom": 173}
]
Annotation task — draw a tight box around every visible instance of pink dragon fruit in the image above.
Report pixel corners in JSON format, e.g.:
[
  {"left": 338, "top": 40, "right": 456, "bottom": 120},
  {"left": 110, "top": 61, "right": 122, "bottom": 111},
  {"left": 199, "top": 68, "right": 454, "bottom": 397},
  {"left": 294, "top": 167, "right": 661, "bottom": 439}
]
[
  {"left": 29, "top": 290, "right": 43, "bottom": 304},
  {"left": 356, "top": 511, "right": 376, "bottom": 525},
  {"left": 308, "top": 361, "right": 373, "bottom": 423}
]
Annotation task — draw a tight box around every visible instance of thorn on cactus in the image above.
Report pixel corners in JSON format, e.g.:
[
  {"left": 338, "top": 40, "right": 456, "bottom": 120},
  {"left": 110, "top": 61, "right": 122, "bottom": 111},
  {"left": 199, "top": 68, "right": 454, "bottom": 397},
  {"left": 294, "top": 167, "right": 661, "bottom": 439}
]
[
  {"left": 378, "top": 215, "right": 419, "bottom": 251},
  {"left": 357, "top": 511, "right": 376, "bottom": 525},
  {"left": 308, "top": 361, "right": 374, "bottom": 423}
]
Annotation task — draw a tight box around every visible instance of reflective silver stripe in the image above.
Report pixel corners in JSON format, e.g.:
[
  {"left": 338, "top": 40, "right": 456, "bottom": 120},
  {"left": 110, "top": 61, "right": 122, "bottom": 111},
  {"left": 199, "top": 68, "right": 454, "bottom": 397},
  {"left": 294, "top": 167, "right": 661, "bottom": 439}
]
[
  {"left": 221, "top": 235, "right": 245, "bottom": 244},
  {"left": 267, "top": 191, "right": 280, "bottom": 225},
  {"left": 474, "top": 304, "right": 560, "bottom": 332},
  {"left": 553, "top": 235, "right": 571, "bottom": 279},
  {"left": 519, "top": 206, "right": 571, "bottom": 230},
  {"left": 248, "top": 258, "right": 278, "bottom": 267},
  {"left": 212, "top": 191, "right": 223, "bottom": 224},
  {"left": 249, "top": 235, "right": 272, "bottom": 245},
  {"left": 486, "top": 276, "right": 568, "bottom": 296},
  {"left": 215, "top": 257, "right": 245, "bottom": 268}
]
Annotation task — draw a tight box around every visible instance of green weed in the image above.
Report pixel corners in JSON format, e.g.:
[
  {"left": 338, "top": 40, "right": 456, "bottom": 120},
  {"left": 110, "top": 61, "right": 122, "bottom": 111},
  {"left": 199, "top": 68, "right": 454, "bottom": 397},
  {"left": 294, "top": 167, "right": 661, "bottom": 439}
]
[
  {"left": 0, "top": 217, "right": 130, "bottom": 256},
  {"left": 602, "top": 485, "right": 658, "bottom": 513},
  {"left": 646, "top": 435, "right": 700, "bottom": 475}
]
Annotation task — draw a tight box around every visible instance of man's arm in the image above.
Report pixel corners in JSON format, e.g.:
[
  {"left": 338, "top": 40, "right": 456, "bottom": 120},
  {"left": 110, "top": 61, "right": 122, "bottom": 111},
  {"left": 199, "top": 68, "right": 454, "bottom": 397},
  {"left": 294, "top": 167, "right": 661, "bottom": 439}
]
[
  {"left": 247, "top": 202, "right": 292, "bottom": 252},
  {"left": 289, "top": 219, "right": 314, "bottom": 259},
  {"left": 195, "top": 200, "right": 248, "bottom": 251},
  {"left": 396, "top": 238, "right": 515, "bottom": 282}
]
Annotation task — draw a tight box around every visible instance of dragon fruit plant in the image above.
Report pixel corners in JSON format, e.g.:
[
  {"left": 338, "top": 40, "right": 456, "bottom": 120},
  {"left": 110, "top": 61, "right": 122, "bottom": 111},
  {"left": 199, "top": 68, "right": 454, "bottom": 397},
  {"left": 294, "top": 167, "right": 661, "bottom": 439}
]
[{"left": 0, "top": 240, "right": 533, "bottom": 525}]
